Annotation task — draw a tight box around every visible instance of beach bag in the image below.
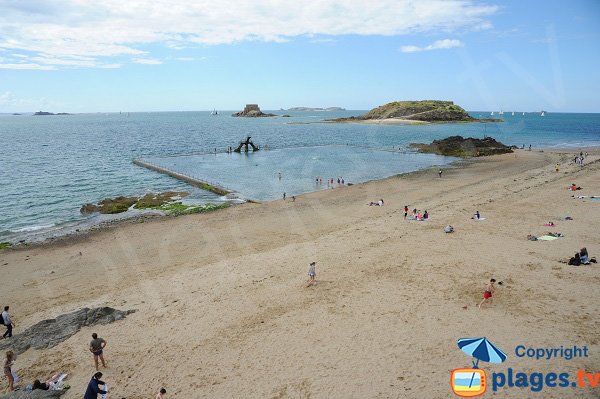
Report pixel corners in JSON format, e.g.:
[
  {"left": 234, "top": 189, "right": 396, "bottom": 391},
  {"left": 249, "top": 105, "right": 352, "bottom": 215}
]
[{"left": 0, "top": 313, "right": 5, "bottom": 326}]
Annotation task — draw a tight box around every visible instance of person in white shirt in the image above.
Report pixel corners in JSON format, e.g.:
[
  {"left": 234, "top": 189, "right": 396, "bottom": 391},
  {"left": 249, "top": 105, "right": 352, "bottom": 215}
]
[{"left": 306, "top": 262, "right": 316, "bottom": 287}]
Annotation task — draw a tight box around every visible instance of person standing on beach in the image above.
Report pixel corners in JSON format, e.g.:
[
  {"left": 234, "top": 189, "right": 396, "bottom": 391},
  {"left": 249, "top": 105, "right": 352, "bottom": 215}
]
[
  {"left": 283, "top": 192, "right": 286, "bottom": 201},
  {"left": 404, "top": 205, "right": 409, "bottom": 220},
  {"left": 3, "top": 351, "right": 15, "bottom": 392},
  {"left": 1, "top": 306, "right": 14, "bottom": 339},
  {"left": 478, "top": 279, "right": 496, "bottom": 308},
  {"left": 307, "top": 262, "right": 316, "bottom": 287},
  {"left": 84, "top": 372, "right": 107, "bottom": 399},
  {"left": 438, "top": 169, "right": 442, "bottom": 178},
  {"left": 89, "top": 333, "right": 107, "bottom": 371}
]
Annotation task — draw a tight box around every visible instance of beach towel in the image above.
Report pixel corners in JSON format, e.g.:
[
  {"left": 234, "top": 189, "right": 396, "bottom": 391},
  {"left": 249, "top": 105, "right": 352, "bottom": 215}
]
[
  {"left": 543, "top": 223, "right": 555, "bottom": 227},
  {"left": 537, "top": 235, "right": 559, "bottom": 241},
  {"left": 473, "top": 217, "right": 486, "bottom": 221}
]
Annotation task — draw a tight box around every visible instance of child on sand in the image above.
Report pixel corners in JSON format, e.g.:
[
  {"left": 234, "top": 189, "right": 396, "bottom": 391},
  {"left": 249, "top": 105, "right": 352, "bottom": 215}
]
[
  {"left": 156, "top": 388, "right": 167, "bottom": 398},
  {"left": 307, "top": 262, "right": 316, "bottom": 287},
  {"left": 478, "top": 279, "right": 496, "bottom": 308}
]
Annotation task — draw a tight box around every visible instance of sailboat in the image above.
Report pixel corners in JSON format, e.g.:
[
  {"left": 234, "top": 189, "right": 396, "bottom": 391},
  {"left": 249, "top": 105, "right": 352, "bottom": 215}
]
[
  {"left": 490, "top": 111, "right": 494, "bottom": 116},
  {"left": 512, "top": 112, "right": 514, "bottom": 116},
  {"left": 211, "top": 109, "right": 219, "bottom": 115},
  {"left": 499, "top": 110, "right": 504, "bottom": 115},
  {"left": 541, "top": 111, "right": 545, "bottom": 116},
  {"left": 522, "top": 112, "right": 525, "bottom": 116}
]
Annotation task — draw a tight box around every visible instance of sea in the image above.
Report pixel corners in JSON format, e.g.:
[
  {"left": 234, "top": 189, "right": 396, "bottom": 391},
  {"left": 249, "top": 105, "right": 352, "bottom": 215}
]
[{"left": 1, "top": 110, "right": 599, "bottom": 244}]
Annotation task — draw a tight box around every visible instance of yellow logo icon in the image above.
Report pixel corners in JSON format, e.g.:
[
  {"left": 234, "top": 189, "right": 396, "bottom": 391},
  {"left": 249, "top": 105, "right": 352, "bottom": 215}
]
[{"left": 450, "top": 368, "right": 487, "bottom": 397}]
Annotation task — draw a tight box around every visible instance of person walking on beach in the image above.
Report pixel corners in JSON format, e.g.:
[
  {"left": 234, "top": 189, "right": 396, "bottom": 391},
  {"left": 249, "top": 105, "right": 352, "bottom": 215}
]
[
  {"left": 478, "top": 279, "right": 496, "bottom": 308},
  {"left": 3, "top": 351, "right": 15, "bottom": 392},
  {"left": 307, "top": 262, "right": 316, "bottom": 287},
  {"left": 283, "top": 192, "right": 286, "bottom": 201},
  {"left": 1, "top": 306, "right": 14, "bottom": 339},
  {"left": 404, "top": 205, "right": 409, "bottom": 220},
  {"left": 84, "top": 372, "right": 107, "bottom": 399},
  {"left": 89, "top": 333, "right": 107, "bottom": 371},
  {"left": 438, "top": 169, "right": 442, "bottom": 178},
  {"left": 156, "top": 388, "right": 167, "bottom": 399}
]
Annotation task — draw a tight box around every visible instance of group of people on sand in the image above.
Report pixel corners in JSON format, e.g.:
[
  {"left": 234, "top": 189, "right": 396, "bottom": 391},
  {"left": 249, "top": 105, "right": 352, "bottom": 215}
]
[
  {"left": 568, "top": 247, "right": 596, "bottom": 266},
  {"left": 1, "top": 312, "right": 167, "bottom": 398}
]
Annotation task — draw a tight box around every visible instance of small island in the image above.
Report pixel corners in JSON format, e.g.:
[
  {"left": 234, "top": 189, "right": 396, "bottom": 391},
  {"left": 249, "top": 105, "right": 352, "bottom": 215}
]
[
  {"left": 328, "top": 100, "right": 503, "bottom": 124},
  {"left": 33, "top": 111, "right": 71, "bottom": 116},
  {"left": 287, "top": 107, "right": 346, "bottom": 112},
  {"left": 232, "top": 104, "right": 276, "bottom": 117},
  {"left": 409, "top": 136, "right": 513, "bottom": 158}
]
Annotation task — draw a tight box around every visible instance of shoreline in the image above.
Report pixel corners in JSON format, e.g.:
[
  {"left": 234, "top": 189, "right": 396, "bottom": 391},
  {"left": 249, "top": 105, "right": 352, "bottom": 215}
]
[{"left": 2, "top": 147, "right": 597, "bottom": 250}]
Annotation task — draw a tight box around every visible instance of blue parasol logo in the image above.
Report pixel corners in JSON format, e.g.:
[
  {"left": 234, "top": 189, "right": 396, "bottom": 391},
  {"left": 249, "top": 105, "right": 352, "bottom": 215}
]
[{"left": 451, "top": 337, "right": 508, "bottom": 397}]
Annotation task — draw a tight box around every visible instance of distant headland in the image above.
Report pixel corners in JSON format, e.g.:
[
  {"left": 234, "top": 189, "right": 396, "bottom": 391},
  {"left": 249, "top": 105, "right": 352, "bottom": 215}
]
[
  {"left": 33, "top": 111, "right": 71, "bottom": 116},
  {"left": 327, "top": 100, "right": 503, "bottom": 124},
  {"left": 287, "top": 107, "right": 345, "bottom": 112}
]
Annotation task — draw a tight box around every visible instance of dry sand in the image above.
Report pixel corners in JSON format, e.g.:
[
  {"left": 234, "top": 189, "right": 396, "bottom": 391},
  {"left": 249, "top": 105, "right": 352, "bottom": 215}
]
[{"left": 0, "top": 149, "right": 599, "bottom": 398}]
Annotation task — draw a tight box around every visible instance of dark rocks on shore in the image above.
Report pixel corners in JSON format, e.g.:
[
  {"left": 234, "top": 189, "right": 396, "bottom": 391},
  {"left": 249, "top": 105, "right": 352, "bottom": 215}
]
[
  {"left": 287, "top": 107, "right": 346, "bottom": 111},
  {"left": 409, "top": 136, "right": 513, "bottom": 157},
  {"left": 0, "top": 390, "right": 67, "bottom": 399},
  {"left": 81, "top": 191, "right": 189, "bottom": 214},
  {"left": 232, "top": 104, "right": 276, "bottom": 117},
  {"left": 0, "top": 307, "right": 135, "bottom": 355}
]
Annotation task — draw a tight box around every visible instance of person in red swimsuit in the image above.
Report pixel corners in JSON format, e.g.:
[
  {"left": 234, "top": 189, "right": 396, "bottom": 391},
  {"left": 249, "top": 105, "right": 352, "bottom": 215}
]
[{"left": 478, "top": 279, "right": 496, "bottom": 308}]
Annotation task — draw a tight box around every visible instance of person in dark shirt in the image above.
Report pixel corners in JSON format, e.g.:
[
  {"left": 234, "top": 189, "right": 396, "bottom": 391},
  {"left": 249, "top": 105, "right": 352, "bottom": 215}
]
[{"left": 84, "top": 372, "right": 107, "bottom": 399}]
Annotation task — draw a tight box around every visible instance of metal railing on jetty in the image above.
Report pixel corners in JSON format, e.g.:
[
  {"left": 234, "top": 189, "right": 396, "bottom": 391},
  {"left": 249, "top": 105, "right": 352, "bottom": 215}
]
[{"left": 132, "top": 159, "right": 232, "bottom": 196}]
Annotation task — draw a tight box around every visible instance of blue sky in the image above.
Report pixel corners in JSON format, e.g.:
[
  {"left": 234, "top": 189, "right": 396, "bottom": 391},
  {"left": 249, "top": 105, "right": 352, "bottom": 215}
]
[{"left": 0, "top": 0, "right": 599, "bottom": 113}]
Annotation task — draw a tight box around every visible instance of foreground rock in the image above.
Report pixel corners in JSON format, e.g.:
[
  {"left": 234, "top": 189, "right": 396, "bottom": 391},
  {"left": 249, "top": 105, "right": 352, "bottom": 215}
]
[
  {"left": 409, "top": 136, "right": 513, "bottom": 157},
  {"left": 329, "top": 100, "right": 503, "bottom": 123},
  {"left": 232, "top": 104, "right": 276, "bottom": 117},
  {"left": 0, "top": 307, "right": 134, "bottom": 355},
  {"left": 0, "top": 390, "right": 67, "bottom": 399},
  {"left": 81, "top": 191, "right": 188, "bottom": 214}
]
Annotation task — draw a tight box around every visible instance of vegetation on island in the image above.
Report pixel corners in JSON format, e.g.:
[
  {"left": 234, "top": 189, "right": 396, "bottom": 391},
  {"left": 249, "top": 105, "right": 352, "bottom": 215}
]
[
  {"left": 329, "top": 100, "right": 503, "bottom": 123},
  {"left": 409, "top": 136, "right": 513, "bottom": 158}
]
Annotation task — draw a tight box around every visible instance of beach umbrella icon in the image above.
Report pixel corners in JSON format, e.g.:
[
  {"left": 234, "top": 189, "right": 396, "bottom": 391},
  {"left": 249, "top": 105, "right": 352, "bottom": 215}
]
[{"left": 457, "top": 337, "right": 507, "bottom": 388}]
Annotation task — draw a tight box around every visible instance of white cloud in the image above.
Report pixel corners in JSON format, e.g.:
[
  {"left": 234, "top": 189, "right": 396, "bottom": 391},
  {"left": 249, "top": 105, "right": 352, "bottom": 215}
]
[
  {"left": 0, "top": 63, "right": 55, "bottom": 70},
  {"left": 0, "top": 0, "right": 497, "bottom": 69},
  {"left": 132, "top": 58, "right": 162, "bottom": 65},
  {"left": 401, "top": 39, "right": 464, "bottom": 53}
]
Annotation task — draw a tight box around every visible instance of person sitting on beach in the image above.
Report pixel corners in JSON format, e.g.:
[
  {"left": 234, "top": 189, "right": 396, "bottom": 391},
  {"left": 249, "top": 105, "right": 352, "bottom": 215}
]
[
  {"left": 472, "top": 211, "right": 481, "bottom": 220},
  {"left": 156, "top": 388, "right": 167, "bottom": 399},
  {"left": 369, "top": 199, "right": 384, "bottom": 206},
  {"left": 423, "top": 210, "right": 429, "bottom": 220},
  {"left": 416, "top": 212, "right": 423, "bottom": 221},
  {"left": 579, "top": 248, "right": 589, "bottom": 264},
  {"left": 478, "top": 279, "right": 496, "bottom": 308},
  {"left": 568, "top": 253, "right": 581, "bottom": 266},
  {"left": 31, "top": 373, "right": 67, "bottom": 391}
]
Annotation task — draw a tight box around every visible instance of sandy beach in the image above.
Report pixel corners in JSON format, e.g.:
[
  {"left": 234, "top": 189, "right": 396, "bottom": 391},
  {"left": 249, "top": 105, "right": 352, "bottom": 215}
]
[{"left": 1, "top": 149, "right": 599, "bottom": 399}]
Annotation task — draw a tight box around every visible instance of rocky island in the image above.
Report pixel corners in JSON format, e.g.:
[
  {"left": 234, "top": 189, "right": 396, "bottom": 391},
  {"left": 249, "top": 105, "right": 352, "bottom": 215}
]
[
  {"left": 287, "top": 107, "right": 346, "bottom": 111},
  {"left": 232, "top": 104, "right": 276, "bottom": 117},
  {"left": 33, "top": 111, "right": 71, "bottom": 116},
  {"left": 328, "top": 100, "right": 502, "bottom": 124},
  {"left": 409, "top": 136, "right": 513, "bottom": 157}
]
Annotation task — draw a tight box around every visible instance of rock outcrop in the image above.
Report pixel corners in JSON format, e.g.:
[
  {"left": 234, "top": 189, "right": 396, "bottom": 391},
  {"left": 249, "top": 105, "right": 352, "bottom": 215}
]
[
  {"left": 232, "top": 104, "right": 276, "bottom": 117},
  {"left": 0, "top": 390, "right": 67, "bottom": 399},
  {"left": 81, "top": 192, "right": 189, "bottom": 214},
  {"left": 287, "top": 107, "right": 345, "bottom": 111},
  {"left": 409, "top": 136, "right": 513, "bottom": 157},
  {"left": 0, "top": 307, "right": 135, "bottom": 355},
  {"left": 329, "top": 100, "right": 502, "bottom": 123}
]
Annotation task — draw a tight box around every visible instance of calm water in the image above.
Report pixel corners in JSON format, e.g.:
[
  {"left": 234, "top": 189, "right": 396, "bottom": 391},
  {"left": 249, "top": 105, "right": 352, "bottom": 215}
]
[{"left": 1, "top": 111, "right": 599, "bottom": 243}]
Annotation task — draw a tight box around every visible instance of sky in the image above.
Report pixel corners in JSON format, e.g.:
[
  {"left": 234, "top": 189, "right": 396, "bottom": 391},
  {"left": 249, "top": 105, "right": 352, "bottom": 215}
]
[{"left": 0, "top": 0, "right": 599, "bottom": 113}]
